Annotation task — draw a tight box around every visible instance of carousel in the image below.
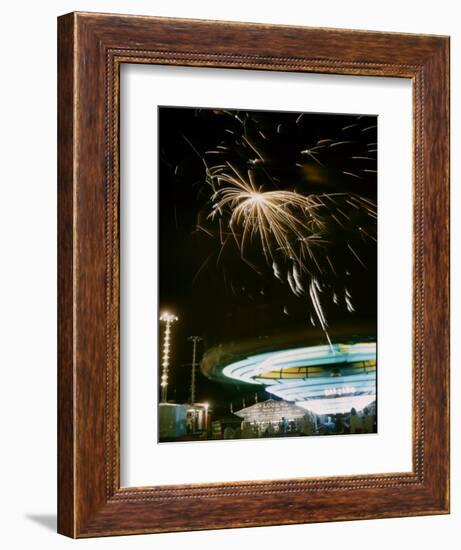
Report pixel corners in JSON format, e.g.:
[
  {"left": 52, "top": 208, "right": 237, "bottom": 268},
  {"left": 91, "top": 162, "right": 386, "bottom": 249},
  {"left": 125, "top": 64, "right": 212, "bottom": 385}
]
[{"left": 202, "top": 337, "right": 376, "bottom": 417}]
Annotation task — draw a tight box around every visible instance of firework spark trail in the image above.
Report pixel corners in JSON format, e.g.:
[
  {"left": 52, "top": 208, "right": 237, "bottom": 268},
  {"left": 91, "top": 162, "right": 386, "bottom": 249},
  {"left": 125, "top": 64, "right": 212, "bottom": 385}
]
[
  {"left": 309, "top": 278, "right": 332, "bottom": 347},
  {"left": 186, "top": 109, "right": 377, "bottom": 345},
  {"left": 205, "top": 167, "right": 376, "bottom": 343},
  {"left": 208, "top": 170, "right": 374, "bottom": 272},
  {"left": 208, "top": 172, "right": 327, "bottom": 266}
]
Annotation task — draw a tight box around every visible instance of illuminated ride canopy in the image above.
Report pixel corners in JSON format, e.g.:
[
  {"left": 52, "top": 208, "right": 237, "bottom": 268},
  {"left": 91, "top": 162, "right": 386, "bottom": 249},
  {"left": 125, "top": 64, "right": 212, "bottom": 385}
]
[{"left": 222, "top": 342, "right": 376, "bottom": 416}]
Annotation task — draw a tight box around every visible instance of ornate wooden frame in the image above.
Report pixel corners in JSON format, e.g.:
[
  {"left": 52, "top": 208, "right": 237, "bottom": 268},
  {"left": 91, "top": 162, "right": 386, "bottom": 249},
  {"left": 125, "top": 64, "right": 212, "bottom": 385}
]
[{"left": 57, "top": 12, "right": 450, "bottom": 537}]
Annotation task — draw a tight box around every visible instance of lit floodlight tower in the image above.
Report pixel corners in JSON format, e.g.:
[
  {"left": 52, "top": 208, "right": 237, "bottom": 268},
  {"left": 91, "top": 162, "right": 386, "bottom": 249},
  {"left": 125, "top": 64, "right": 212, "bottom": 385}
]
[
  {"left": 159, "top": 312, "right": 178, "bottom": 403},
  {"left": 188, "top": 336, "right": 203, "bottom": 404}
]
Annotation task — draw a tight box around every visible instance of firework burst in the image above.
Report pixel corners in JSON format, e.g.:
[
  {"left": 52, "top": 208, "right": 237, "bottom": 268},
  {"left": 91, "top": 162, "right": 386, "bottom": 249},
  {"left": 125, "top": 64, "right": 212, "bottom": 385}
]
[{"left": 178, "top": 109, "right": 377, "bottom": 343}]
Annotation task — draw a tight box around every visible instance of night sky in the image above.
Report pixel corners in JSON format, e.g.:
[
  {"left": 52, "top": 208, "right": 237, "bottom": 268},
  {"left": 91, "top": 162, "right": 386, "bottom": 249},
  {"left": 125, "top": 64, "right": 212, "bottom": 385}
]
[{"left": 158, "top": 107, "right": 377, "bottom": 415}]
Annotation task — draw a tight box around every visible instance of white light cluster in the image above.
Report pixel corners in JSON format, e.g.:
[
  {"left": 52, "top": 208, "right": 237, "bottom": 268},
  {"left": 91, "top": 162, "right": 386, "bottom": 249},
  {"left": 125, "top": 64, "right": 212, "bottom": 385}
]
[
  {"left": 324, "top": 386, "right": 355, "bottom": 397},
  {"left": 296, "top": 395, "right": 374, "bottom": 416}
]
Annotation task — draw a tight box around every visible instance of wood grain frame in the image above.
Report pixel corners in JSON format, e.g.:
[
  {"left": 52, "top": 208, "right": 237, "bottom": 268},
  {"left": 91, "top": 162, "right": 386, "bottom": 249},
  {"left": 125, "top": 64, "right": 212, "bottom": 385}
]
[{"left": 57, "top": 12, "right": 450, "bottom": 538}]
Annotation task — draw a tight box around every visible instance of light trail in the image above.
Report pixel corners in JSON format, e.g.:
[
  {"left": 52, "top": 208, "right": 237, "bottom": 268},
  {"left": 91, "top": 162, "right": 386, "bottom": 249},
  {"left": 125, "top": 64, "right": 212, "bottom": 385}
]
[{"left": 222, "top": 342, "right": 376, "bottom": 415}]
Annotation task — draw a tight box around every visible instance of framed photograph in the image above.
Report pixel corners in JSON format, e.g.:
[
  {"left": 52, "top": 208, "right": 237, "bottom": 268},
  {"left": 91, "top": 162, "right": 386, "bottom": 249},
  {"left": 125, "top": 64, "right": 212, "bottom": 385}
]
[{"left": 58, "top": 12, "right": 450, "bottom": 537}]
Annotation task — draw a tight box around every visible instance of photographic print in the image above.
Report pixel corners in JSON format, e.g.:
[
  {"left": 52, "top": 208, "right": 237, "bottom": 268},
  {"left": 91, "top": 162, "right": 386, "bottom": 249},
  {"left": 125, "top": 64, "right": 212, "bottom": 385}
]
[{"left": 158, "top": 106, "right": 377, "bottom": 443}]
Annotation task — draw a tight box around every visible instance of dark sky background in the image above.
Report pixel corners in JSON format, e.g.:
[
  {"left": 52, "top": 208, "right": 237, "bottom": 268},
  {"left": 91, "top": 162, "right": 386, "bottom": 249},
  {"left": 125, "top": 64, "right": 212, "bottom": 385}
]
[{"left": 158, "top": 107, "right": 377, "bottom": 414}]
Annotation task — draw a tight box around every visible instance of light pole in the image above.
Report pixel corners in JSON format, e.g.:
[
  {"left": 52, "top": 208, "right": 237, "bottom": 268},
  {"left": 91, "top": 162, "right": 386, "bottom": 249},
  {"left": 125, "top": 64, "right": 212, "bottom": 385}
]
[
  {"left": 159, "top": 312, "right": 178, "bottom": 403},
  {"left": 188, "top": 336, "right": 203, "bottom": 404}
]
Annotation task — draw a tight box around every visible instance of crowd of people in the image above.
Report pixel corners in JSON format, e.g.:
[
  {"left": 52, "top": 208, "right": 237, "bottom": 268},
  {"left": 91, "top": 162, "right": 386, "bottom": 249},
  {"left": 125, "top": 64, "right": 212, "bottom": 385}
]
[
  {"left": 239, "top": 413, "right": 318, "bottom": 439},
  {"left": 318, "top": 406, "right": 376, "bottom": 435},
  {"left": 219, "top": 405, "right": 376, "bottom": 439}
]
